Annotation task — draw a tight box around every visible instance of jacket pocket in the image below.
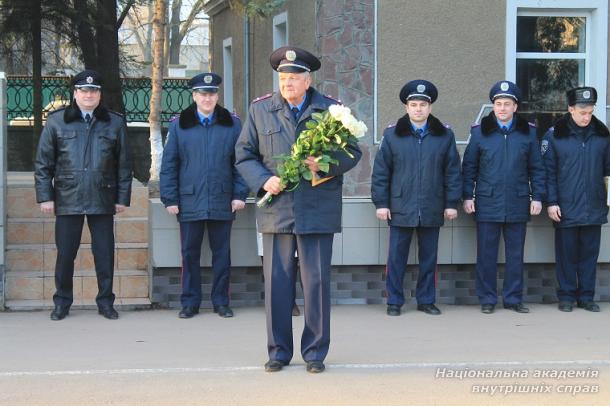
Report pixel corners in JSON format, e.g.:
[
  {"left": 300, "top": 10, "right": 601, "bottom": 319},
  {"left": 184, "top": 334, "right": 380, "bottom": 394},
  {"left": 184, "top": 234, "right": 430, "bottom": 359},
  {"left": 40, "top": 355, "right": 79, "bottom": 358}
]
[
  {"left": 517, "top": 186, "right": 531, "bottom": 197},
  {"left": 475, "top": 182, "right": 493, "bottom": 197},
  {"left": 179, "top": 185, "right": 194, "bottom": 195},
  {"left": 264, "top": 126, "right": 281, "bottom": 155}
]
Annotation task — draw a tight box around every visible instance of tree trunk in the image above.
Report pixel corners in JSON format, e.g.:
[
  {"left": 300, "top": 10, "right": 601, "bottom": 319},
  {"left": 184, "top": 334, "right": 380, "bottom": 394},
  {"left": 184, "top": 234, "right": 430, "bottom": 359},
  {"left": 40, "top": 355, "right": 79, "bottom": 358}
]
[
  {"left": 95, "top": 0, "right": 124, "bottom": 113},
  {"left": 149, "top": 0, "right": 167, "bottom": 183},
  {"left": 73, "top": 0, "right": 96, "bottom": 68},
  {"left": 31, "top": 0, "right": 43, "bottom": 165},
  {"left": 168, "top": 0, "right": 182, "bottom": 65}
]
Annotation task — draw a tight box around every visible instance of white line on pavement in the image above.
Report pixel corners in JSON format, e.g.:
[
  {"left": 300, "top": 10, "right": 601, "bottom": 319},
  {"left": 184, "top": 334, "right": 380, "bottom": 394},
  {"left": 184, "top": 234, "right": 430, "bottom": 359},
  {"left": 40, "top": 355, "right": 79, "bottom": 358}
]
[{"left": 1, "top": 359, "right": 609, "bottom": 377}]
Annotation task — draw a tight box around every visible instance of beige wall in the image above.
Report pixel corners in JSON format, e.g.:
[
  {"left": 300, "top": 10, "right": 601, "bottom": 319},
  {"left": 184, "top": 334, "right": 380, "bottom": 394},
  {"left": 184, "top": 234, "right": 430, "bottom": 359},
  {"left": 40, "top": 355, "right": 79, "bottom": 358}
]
[{"left": 377, "top": 0, "right": 506, "bottom": 141}]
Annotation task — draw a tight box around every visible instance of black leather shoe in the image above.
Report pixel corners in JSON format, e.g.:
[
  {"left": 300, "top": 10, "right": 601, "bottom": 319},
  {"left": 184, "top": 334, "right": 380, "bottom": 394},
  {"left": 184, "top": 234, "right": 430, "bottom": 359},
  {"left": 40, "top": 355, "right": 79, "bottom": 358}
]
[
  {"left": 417, "top": 304, "right": 441, "bottom": 315},
  {"left": 577, "top": 301, "right": 600, "bottom": 312},
  {"left": 386, "top": 304, "right": 401, "bottom": 316},
  {"left": 481, "top": 304, "right": 495, "bottom": 314},
  {"left": 264, "top": 359, "right": 288, "bottom": 372},
  {"left": 558, "top": 301, "right": 573, "bottom": 312},
  {"left": 50, "top": 305, "right": 69, "bottom": 321},
  {"left": 178, "top": 307, "right": 199, "bottom": 319},
  {"left": 98, "top": 306, "right": 119, "bottom": 320},
  {"left": 214, "top": 305, "right": 234, "bottom": 318},
  {"left": 292, "top": 304, "right": 301, "bottom": 316},
  {"left": 306, "top": 361, "right": 325, "bottom": 373},
  {"left": 504, "top": 303, "right": 530, "bottom": 313}
]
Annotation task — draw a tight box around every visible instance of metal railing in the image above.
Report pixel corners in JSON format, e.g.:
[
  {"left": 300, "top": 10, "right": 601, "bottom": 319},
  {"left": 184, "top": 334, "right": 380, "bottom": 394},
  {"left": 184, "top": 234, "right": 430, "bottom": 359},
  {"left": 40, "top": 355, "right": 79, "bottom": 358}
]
[{"left": 6, "top": 76, "right": 192, "bottom": 124}]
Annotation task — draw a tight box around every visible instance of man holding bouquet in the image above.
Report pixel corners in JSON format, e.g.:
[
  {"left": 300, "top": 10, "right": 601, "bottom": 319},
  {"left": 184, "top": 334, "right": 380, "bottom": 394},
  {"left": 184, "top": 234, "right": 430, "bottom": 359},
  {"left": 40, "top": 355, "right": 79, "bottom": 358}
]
[{"left": 235, "top": 46, "right": 362, "bottom": 373}]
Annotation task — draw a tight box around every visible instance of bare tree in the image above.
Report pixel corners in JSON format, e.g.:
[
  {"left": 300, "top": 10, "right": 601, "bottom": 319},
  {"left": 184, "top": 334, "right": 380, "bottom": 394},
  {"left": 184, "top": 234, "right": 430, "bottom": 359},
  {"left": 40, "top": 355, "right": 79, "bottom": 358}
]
[{"left": 149, "top": 0, "right": 167, "bottom": 183}]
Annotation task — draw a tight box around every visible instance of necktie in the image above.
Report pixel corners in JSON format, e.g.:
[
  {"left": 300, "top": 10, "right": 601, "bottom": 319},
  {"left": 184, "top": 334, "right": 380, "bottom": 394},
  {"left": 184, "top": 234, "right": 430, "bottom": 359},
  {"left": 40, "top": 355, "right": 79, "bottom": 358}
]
[
  {"left": 85, "top": 113, "right": 91, "bottom": 123},
  {"left": 291, "top": 107, "right": 300, "bottom": 121},
  {"left": 501, "top": 126, "right": 509, "bottom": 135},
  {"left": 415, "top": 128, "right": 423, "bottom": 138},
  {"left": 202, "top": 117, "right": 210, "bottom": 127}
]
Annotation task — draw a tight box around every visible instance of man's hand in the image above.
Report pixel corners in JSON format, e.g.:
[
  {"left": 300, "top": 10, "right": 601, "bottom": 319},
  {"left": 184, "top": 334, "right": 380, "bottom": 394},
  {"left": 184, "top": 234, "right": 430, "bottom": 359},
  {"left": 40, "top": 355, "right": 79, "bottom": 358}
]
[
  {"left": 463, "top": 199, "right": 475, "bottom": 214},
  {"left": 444, "top": 208, "right": 458, "bottom": 220},
  {"left": 304, "top": 156, "right": 320, "bottom": 173},
  {"left": 547, "top": 205, "right": 561, "bottom": 222},
  {"left": 231, "top": 200, "right": 246, "bottom": 212},
  {"left": 263, "top": 176, "right": 283, "bottom": 195},
  {"left": 376, "top": 208, "right": 391, "bottom": 221},
  {"left": 115, "top": 204, "right": 127, "bottom": 214},
  {"left": 166, "top": 205, "right": 179, "bottom": 215},
  {"left": 530, "top": 200, "right": 542, "bottom": 216},
  {"left": 40, "top": 201, "right": 54, "bottom": 214}
]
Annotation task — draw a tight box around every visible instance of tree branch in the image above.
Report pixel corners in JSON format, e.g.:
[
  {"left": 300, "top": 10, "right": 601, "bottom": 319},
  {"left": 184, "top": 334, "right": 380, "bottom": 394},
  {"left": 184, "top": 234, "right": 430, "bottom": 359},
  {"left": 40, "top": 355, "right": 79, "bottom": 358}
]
[{"left": 116, "top": 0, "right": 137, "bottom": 30}]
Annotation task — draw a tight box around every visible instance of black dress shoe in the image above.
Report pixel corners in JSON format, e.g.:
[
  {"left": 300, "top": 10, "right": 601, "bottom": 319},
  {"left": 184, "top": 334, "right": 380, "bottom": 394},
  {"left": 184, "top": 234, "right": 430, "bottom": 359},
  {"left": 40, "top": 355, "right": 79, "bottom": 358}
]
[
  {"left": 214, "top": 305, "right": 234, "bottom": 318},
  {"left": 481, "top": 304, "right": 495, "bottom": 314},
  {"left": 558, "top": 301, "right": 573, "bottom": 312},
  {"left": 98, "top": 306, "right": 119, "bottom": 320},
  {"left": 178, "top": 307, "right": 199, "bottom": 319},
  {"left": 577, "top": 301, "right": 600, "bottom": 312},
  {"left": 386, "top": 304, "right": 401, "bottom": 316},
  {"left": 264, "top": 359, "right": 288, "bottom": 372},
  {"left": 306, "top": 360, "right": 325, "bottom": 373},
  {"left": 292, "top": 304, "right": 301, "bottom": 316},
  {"left": 504, "top": 303, "right": 530, "bottom": 313},
  {"left": 417, "top": 304, "right": 441, "bottom": 315},
  {"left": 50, "top": 305, "right": 69, "bottom": 321}
]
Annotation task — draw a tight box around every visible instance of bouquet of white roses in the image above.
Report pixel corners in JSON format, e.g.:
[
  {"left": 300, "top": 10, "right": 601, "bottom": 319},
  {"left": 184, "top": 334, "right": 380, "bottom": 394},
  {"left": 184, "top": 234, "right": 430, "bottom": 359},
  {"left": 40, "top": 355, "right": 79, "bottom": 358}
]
[{"left": 257, "top": 104, "right": 367, "bottom": 207}]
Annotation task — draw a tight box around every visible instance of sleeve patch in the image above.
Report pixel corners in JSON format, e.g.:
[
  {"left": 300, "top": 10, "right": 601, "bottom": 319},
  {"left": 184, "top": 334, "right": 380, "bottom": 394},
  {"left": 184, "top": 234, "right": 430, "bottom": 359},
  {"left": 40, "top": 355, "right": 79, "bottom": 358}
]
[
  {"left": 541, "top": 139, "right": 549, "bottom": 156},
  {"left": 252, "top": 93, "right": 272, "bottom": 103}
]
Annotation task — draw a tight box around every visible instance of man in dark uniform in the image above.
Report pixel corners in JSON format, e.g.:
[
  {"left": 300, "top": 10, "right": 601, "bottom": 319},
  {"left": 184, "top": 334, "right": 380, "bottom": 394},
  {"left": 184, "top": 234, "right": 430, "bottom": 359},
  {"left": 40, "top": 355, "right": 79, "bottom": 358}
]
[
  {"left": 542, "top": 86, "right": 610, "bottom": 312},
  {"left": 235, "top": 46, "right": 361, "bottom": 373},
  {"left": 372, "top": 80, "right": 461, "bottom": 317},
  {"left": 462, "top": 81, "right": 546, "bottom": 314},
  {"left": 160, "top": 73, "right": 248, "bottom": 319},
  {"left": 35, "top": 69, "right": 132, "bottom": 320}
]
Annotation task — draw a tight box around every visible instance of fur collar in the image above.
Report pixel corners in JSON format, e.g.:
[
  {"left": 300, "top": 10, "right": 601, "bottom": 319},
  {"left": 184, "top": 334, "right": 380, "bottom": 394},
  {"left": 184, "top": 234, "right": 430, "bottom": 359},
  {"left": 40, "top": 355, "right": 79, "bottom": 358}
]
[
  {"left": 480, "top": 112, "right": 530, "bottom": 136},
  {"left": 179, "top": 103, "right": 234, "bottom": 129},
  {"left": 552, "top": 113, "right": 610, "bottom": 138},
  {"left": 394, "top": 113, "right": 447, "bottom": 137},
  {"left": 63, "top": 102, "right": 111, "bottom": 123}
]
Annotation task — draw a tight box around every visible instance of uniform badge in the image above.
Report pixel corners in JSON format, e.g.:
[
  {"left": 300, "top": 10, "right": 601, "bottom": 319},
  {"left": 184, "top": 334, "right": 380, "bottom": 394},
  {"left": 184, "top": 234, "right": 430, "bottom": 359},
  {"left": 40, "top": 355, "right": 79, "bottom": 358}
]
[
  {"left": 86, "top": 76, "right": 93, "bottom": 84},
  {"left": 286, "top": 50, "right": 297, "bottom": 61},
  {"left": 204, "top": 75, "right": 212, "bottom": 84},
  {"left": 500, "top": 82, "right": 509, "bottom": 91},
  {"left": 417, "top": 84, "right": 426, "bottom": 93},
  {"left": 583, "top": 90, "right": 591, "bottom": 99},
  {"left": 541, "top": 139, "right": 549, "bottom": 156}
]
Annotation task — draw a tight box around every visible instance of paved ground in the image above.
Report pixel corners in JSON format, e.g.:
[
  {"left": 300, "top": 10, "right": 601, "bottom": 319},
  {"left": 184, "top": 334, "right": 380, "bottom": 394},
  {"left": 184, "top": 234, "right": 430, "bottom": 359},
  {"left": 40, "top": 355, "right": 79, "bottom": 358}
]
[{"left": 1, "top": 304, "right": 609, "bottom": 405}]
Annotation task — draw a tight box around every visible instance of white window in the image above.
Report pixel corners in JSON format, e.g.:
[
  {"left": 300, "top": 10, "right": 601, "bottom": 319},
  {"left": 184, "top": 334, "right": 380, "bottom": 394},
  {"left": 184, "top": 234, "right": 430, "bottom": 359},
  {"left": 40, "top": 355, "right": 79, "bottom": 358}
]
[
  {"left": 273, "top": 12, "right": 288, "bottom": 92},
  {"left": 223, "top": 37, "right": 233, "bottom": 112},
  {"left": 506, "top": 0, "right": 608, "bottom": 134}
]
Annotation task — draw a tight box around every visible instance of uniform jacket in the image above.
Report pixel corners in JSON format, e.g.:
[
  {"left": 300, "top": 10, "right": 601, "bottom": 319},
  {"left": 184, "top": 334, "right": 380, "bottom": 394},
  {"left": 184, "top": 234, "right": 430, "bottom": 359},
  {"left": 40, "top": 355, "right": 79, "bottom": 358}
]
[
  {"left": 160, "top": 103, "right": 249, "bottom": 222},
  {"left": 371, "top": 114, "right": 462, "bottom": 227},
  {"left": 235, "top": 87, "right": 362, "bottom": 234},
  {"left": 34, "top": 103, "right": 132, "bottom": 215},
  {"left": 542, "top": 113, "right": 610, "bottom": 228},
  {"left": 462, "top": 112, "right": 546, "bottom": 223}
]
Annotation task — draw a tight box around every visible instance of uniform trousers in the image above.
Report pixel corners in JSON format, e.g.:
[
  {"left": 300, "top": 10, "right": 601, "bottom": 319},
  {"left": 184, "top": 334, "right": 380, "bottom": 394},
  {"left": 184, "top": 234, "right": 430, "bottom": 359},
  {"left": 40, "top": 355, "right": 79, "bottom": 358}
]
[
  {"left": 386, "top": 226, "right": 439, "bottom": 306},
  {"left": 179, "top": 220, "right": 232, "bottom": 308},
  {"left": 54, "top": 214, "right": 115, "bottom": 308},
  {"left": 262, "top": 233, "right": 333, "bottom": 364},
  {"left": 554, "top": 225, "right": 601, "bottom": 303},
  {"left": 475, "top": 221, "right": 526, "bottom": 305}
]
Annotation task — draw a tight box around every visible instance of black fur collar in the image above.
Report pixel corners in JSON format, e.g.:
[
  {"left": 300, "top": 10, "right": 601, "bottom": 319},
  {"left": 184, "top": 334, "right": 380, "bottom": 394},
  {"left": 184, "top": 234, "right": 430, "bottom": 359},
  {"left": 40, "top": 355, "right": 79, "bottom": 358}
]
[
  {"left": 63, "top": 102, "right": 111, "bottom": 123},
  {"left": 179, "top": 103, "right": 234, "bottom": 129},
  {"left": 394, "top": 114, "right": 447, "bottom": 137},
  {"left": 552, "top": 113, "right": 610, "bottom": 138},
  {"left": 481, "top": 112, "right": 530, "bottom": 136}
]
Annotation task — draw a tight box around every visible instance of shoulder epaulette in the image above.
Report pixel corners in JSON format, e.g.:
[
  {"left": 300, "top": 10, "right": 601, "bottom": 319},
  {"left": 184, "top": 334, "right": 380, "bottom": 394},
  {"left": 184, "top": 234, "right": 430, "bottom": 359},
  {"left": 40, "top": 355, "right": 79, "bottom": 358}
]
[
  {"left": 529, "top": 122, "right": 536, "bottom": 127},
  {"left": 231, "top": 112, "right": 240, "bottom": 119},
  {"left": 445, "top": 124, "right": 451, "bottom": 129},
  {"left": 108, "top": 110, "right": 124, "bottom": 118},
  {"left": 324, "top": 94, "right": 342, "bottom": 104},
  {"left": 387, "top": 123, "right": 396, "bottom": 128},
  {"left": 548, "top": 126, "right": 555, "bottom": 132},
  {"left": 169, "top": 114, "right": 180, "bottom": 122},
  {"left": 252, "top": 93, "right": 272, "bottom": 103},
  {"left": 471, "top": 123, "right": 481, "bottom": 128},
  {"left": 48, "top": 107, "right": 66, "bottom": 115}
]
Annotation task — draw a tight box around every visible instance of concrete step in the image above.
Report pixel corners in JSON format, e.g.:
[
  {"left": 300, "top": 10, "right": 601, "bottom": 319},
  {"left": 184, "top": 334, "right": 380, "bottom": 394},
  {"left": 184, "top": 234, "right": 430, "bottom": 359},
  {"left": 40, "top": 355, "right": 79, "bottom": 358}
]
[
  {"left": 4, "top": 298, "right": 152, "bottom": 311},
  {"left": 6, "top": 217, "right": 148, "bottom": 245},
  {"left": 4, "top": 269, "right": 149, "bottom": 302}
]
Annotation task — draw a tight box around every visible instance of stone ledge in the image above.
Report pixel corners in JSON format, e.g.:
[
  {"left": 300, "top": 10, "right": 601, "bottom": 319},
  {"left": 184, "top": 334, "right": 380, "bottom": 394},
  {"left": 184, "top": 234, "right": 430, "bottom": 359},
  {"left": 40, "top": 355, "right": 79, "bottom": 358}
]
[{"left": 4, "top": 298, "right": 152, "bottom": 311}]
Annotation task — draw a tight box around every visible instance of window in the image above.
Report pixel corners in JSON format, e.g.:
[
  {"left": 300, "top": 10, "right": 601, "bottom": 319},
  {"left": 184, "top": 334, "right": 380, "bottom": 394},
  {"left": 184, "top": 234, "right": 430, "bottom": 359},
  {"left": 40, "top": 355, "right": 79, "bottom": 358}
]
[
  {"left": 223, "top": 37, "right": 233, "bottom": 112},
  {"left": 506, "top": 0, "right": 607, "bottom": 136},
  {"left": 273, "top": 12, "right": 288, "bottom": 92}
]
